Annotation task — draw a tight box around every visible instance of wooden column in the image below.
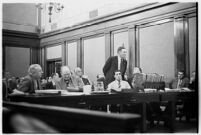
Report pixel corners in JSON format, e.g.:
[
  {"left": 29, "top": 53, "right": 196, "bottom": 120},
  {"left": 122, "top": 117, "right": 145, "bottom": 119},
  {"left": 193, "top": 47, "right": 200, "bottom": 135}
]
[
  {"left": 44, "top": 47, "right": 47, "bottom": 77},
  {"left": 77, "top": 38, "right": 83, "bottom": 69},
  {"left": 30, "top": 47, "right": 40, "bottom": 64},
  {"left": 135, "top": 26, "right": 140, "bottom": 67},
  {"left": 128, "top": 25, "right": 136, "bottom": 76},
  {"left": 105, "top": 31, "right": 111, "bottom": 61},
  {"left": 61, "top": 41, "right": 66, "bottom": 66},
  {"left": 39, "top": 47, "right": 46, "bottom": 77},
  {"left": 3, "top": 46, "right": 6, "bottom": 71},
  {"left": 174, "top": 17, "right": 189, "bottom": 77}
]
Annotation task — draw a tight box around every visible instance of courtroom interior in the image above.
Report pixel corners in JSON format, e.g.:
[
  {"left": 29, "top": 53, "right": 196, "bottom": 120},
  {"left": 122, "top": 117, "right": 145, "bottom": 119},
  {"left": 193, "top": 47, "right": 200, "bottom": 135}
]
[{"left": 2, "top": 2, "right": 198, "bottom": 133}]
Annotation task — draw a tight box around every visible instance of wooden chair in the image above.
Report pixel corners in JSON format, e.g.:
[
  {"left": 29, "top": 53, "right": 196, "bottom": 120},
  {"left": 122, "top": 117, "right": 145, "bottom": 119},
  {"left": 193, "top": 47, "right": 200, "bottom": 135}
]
[{"left": 3, "top": 101, "right": 141, "bottom": 133}]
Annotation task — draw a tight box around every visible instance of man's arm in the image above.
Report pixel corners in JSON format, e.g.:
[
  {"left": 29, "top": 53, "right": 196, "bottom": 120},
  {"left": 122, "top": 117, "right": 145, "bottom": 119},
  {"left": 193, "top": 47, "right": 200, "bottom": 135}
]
[
  {"left": 18, "top": 78, "right": 31, "bottom": 93},
  {"left": 183, "top": 78, "right": 190, "bottom": 87},
  {"left": 125, "top": 81, "right": 131, "bottom": 89},
  {"left": 55, "top": 81, "right": 62, "bottom": 90},
  {"left": 103, "top": 57, "right": 112, "bottom": 76}
]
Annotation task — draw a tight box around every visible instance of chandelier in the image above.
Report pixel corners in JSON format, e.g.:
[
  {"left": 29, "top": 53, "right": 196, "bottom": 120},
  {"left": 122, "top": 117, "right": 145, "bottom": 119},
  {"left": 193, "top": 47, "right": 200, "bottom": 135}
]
[
  {"left": 37, "top": 3, "right": 64, "bottom": 23},
  {"left": 48, "top": 3, "right": 64, "bottom": 23}
]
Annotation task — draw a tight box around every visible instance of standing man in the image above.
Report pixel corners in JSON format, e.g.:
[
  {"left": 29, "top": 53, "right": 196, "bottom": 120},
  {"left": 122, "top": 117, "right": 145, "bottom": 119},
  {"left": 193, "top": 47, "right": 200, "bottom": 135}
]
[
  {"left": 103, "top": 46, "right": 127, "bottom": 86},
  {"left": 18, "top": 64, "right": 43, "bottom": 94}
]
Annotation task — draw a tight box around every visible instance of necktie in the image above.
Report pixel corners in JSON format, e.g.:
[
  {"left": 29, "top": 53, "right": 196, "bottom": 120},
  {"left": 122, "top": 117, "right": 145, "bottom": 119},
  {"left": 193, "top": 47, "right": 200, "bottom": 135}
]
[
  {"left": 65, "top": 80, "right": 69, "bottom": 87},
  {"left": 118, "top": 80, "right": 121, "bottom": 88}
]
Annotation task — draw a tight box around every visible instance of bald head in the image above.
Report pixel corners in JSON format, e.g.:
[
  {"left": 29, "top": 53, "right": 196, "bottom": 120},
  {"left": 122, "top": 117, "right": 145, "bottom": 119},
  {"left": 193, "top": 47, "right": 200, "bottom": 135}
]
[{"left": 74, "top": 67, "right": 82, "bottom": 77}]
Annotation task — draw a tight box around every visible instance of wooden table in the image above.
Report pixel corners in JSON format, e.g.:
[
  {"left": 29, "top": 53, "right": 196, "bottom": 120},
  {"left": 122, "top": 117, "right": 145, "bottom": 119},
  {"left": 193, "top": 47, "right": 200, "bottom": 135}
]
[
  {"left": 8, "top": 91, "right": 196, "bottom": 132},
  {"left": 160, "top": 91, "right": 197, "bottom": 132}
]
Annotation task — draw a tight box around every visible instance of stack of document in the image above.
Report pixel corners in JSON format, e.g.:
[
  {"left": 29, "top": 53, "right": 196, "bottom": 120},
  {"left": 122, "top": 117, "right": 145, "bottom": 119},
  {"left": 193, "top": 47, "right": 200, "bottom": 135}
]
[{"left": 144, "top": 88, "right": 157, "bottom": 93}]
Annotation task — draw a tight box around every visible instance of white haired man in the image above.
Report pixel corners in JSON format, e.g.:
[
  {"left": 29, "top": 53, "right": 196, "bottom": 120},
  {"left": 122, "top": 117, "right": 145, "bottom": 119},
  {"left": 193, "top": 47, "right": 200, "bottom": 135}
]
[
  {"left": 18, "top": 64, "right": 43, "bottom": 93},
  {"left": 55, "top": 66, "right": 83, "bottom": 91},
  {"left": 74, "top": 67, "right": 90, "bottom": 85}
]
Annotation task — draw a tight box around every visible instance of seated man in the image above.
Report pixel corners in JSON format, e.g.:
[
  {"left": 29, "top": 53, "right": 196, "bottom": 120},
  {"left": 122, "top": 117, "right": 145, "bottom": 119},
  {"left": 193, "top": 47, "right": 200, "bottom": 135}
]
[
  {"left": 189, "top": 71, "right": 197, "bottom": 90},
  {"left": 45, "top": 73, "right": 59, "bottom": 89},
  {"left": 107, "top": 70, "right": 131, "bottom": 92},
  {"left": 74, "top": 67, "right": 90, "bottom": 85},
  {"left": 18, "top": 64, "right": 43, "bottom": 94},
  {"left": 170, "top": 70, "right": 189, "bottom": 89},
  {"left": 55, "top": 66, "right": 83, "bottom": 91},
  {"left": 97, "top": 74, "right": 106, "bottom": 89},
  {"left": 128, "top": 67, "right": 144, "bottom": 92}
]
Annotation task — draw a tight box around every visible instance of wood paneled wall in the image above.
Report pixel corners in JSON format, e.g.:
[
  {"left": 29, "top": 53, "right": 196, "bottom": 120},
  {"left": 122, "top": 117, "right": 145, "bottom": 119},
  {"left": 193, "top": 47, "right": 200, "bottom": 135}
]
[{"left": 3, "top": 30, "right": 40, "bottom": 73}]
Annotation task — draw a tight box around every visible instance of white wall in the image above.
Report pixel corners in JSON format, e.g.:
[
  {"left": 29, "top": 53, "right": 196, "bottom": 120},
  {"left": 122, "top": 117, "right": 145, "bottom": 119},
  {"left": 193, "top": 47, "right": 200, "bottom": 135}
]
[
  {"left": 83, "top": 36, "right": 105, "bottom": 82},
  {"left": 3, "top": 3, "right": 38, "bottom": 33},
  {"left": 46, "top": 45, "right": 62, "bottom": 59},
  {"left": 41, "top": 1, "right": 145, "bottom": 33},
  {"left": 5, "top": 47, "right": 30, "bottom": 77},
  {"left": 139, "top": 22, "right": 175, "bottom": 82}
]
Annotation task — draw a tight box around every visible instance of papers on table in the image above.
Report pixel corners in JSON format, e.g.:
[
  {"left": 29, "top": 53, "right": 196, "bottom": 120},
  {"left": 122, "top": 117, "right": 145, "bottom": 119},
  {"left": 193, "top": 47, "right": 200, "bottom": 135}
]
[
  {"left": 91, "top": 91, "right": 109, "bottom": 94},
  {"left": 35, "top": 90, "right": 64, "bottom": 94},
  {"left": 35, "top": 90, "right": 84, "bottom": 96},
  {"left": 144, "top": 88, "right": 157, "bottom": 93},
  {"left": 9, "top": 89, "right": 25, "bottom": 96},
  {"left": 164, "top": 88, "right": 193, "bottom": 92},
  {"left": 62, "top": 92, "right": 84, "bottom": 95}
]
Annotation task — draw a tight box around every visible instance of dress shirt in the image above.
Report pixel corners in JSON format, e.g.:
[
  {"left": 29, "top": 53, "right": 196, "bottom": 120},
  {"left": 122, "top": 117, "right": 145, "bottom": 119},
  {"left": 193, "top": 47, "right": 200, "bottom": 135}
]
[
  {"left": 34, "top": 80, "right": 38, "bottom": 90},
  {"left": 107, "top": 80, "right": 131, "bottom": 91},
  {"left": 118, "top": 56, "right": 121, "bottom": 70}
]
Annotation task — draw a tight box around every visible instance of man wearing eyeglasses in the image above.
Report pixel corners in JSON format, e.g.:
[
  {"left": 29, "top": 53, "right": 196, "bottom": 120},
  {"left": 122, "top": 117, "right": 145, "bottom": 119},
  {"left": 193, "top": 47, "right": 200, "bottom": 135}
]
[{"left": 107, "top": 70, "right": 130, "bottom": 91}]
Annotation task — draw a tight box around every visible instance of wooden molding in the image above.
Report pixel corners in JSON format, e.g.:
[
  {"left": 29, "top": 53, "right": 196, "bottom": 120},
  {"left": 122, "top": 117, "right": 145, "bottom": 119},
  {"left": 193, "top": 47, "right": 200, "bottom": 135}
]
[{"left": 3, "top": 29, "right": 40, "bottom": 48}]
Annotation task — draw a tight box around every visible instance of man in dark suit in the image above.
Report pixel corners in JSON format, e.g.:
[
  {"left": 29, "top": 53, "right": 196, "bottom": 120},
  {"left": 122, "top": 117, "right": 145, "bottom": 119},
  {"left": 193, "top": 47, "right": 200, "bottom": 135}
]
[
  {"left": 18, "top": 64, "right": 43, "bottom": 94},
  {"left": 103, "top": 46, "right": 127, "bottom": 86},
  {"left": 45, "top": 73, "right": 60, "bottom": 89}
]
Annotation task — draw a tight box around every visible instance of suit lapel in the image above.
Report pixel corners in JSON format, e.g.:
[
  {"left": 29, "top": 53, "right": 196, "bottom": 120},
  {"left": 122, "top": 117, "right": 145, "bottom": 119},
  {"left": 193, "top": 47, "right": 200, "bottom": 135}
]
[{"left": 114, "top": 56, "right": 118, "bottom": 69}]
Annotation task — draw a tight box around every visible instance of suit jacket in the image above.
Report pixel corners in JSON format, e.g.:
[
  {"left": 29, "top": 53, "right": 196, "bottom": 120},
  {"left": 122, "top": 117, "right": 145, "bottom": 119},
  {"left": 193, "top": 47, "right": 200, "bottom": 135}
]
[
  {"left": 170, "top": 77, "right": 189, "bottom": 89},
  {"left": 103, "top": 56, "right": 127, "bottom": 86},
  {"left": 55, "top": 76, "right": 83, "bottom": 91},
  {"left": 18, "top": 75, "right": 42, "bottom": 94},
  {"left": 128, "top": 73, "right": 144, "bottom": 91},
  {"left": 82, "top": 78, "right": 90, "bottom": 85},
  {"left": 45, "top": 81, "right": 56, "bottom": 89},
  {"left": 7, "top": 79, "right": 17, "bottom": 94}
]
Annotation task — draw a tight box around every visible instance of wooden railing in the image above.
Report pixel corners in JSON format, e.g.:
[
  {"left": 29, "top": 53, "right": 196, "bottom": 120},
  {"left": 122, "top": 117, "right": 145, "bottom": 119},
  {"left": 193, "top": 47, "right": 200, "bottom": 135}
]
[{"left": 3, "top": 101, "right": 141, "bottom": 133}]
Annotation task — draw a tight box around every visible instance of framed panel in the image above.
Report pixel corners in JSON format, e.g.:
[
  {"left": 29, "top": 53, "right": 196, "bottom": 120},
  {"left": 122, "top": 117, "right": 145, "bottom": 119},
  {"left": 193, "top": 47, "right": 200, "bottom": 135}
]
[
  {"left": 139, "top": 22, "right": 174, "bottom": 82},
  {"left": 83, "top": 36, "right": 105, "bottom": 82},
  {"left": 5, "top": 46, "right": 30, "bottom": 77},
  {"left": 67, "top": 41, "right": 77, "bottom": 70},
  {"left": 46, "top": 45, "right": 62, "bottom": 60}
]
